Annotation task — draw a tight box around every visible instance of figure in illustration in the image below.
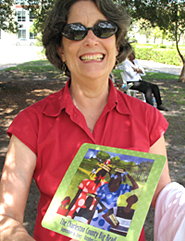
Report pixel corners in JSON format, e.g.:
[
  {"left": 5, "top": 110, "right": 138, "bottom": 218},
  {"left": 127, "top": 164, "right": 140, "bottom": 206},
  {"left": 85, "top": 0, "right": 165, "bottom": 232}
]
[
  {"left": 110, "top": 194, "right": 138, "bottom": 236},
  {"left": 73, "top": 196, "right": 95, "bottom": 224},
  {"left": 90, "top": 168, "right": 97, "bottom": 178},
  {"left": 57, "top": 196, "right": 71, "bottom": 216},
  {"left": 90, "top": 159, "right": 111, "bottom": 178},
  {"left": 66, "top": 163, "right": 112, "bottom": 220},
  {"left": 90, "top": 159, "right": 112, "bottom": 179},
  {"left": 90, "top": 168, "right": 138, "bottom": 231},
  {"left": 104, "top": 159, "right": 111, "bottom": 165}
]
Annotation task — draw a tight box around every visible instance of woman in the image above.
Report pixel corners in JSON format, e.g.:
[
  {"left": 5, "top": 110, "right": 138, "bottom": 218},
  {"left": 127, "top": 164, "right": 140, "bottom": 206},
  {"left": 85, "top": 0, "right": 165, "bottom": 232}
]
[
  {"left": 90, "top": 170, "right": 138, "bottom": 231},
  {"left": 0, "top": 0, "right": 171, "bottom": 241}
]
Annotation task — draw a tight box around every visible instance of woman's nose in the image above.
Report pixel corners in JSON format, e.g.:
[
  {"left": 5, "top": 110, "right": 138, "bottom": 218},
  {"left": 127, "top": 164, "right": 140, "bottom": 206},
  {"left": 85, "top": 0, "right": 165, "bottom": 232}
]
[{"left": 83, "top": 30, "right": 99, "bottom": 46}]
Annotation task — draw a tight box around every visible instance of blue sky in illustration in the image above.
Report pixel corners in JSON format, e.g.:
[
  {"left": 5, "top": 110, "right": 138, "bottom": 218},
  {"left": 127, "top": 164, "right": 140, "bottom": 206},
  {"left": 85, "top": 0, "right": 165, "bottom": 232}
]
[{"left": 84, "top": 148, "right": 154, "bottom": 165}]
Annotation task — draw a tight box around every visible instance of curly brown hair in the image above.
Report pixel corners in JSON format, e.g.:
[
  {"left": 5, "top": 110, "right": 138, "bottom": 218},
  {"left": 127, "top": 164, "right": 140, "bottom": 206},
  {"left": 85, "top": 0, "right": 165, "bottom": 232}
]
[{"left": 42, "top": 0, "right": 132, "bottom": 76}]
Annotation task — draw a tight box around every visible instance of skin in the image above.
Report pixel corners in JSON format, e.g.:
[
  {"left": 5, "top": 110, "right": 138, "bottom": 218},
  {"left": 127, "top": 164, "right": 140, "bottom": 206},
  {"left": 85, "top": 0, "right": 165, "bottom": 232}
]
[
  {"left": 0, "top": 135, "right": 36, "bottom": 241},
  {"left": 149, "top": 135, "right": 171, "bottom": 208},
  {"left": 57, "top": 0, "right": 118, "bottom": 131},
  {"left": 0, "top": 1, "right": 171, "bottom": 240}
]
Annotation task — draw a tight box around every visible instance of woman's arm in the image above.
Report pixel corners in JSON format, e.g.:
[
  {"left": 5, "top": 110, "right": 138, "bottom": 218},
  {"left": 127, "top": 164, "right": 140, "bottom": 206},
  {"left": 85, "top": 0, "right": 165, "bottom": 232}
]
[
  {"left": 134, "top": 59, "right": 146, "bottom": 76},
  {"left": 122, "top": 61, "right": 137, "bottom": 79},
  {"left": 0, "top": 135, "right": 37, "bottom": 240},
  {"left": 149, "top": 135, "right": 171, "bottom": 208},
  {"left": 126, "top": 173, "right": 139, "bottom": 190}
]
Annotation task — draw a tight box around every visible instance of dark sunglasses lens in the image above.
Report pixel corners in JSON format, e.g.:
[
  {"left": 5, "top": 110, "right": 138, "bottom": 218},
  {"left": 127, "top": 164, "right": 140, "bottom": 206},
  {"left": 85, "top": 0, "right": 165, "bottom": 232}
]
[
  {"left": 62, "top": 21, "right": 118, "bottom": 41},
  {"left": 63, "top": 23, "right": 87, "bottom": 40},
  {"left": 94, "top": 21, "right": 118, "bottom": 38}
]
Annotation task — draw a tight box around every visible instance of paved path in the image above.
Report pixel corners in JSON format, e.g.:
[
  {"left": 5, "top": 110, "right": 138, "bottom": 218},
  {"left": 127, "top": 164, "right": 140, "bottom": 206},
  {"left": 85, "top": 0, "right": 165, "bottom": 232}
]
[
  {"left": 0, "top": 45, "right": 43, "bottom": 70},
  {"left": 139, "top": 59, "right": 182, "bottom": 76}
]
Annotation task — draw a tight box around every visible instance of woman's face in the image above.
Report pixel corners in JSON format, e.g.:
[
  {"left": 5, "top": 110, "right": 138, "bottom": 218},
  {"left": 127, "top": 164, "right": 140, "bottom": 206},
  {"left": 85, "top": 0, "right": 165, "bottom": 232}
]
[
  {"left": 129, "top": 52, "right": 135, "bottom": 61},
  {"left": 58, "top": 0, "right": 118, "bottom": 82}
]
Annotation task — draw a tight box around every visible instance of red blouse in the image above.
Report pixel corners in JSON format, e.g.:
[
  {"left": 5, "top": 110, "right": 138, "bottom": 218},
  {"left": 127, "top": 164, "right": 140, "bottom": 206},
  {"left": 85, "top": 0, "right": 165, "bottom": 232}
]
[{"left": 8, "top": 79, "right": 168, "bottom": 241}]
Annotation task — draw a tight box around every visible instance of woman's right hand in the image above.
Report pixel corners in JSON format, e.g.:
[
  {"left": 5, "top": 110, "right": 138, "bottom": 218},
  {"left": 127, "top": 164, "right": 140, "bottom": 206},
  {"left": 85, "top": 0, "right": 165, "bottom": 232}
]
[{"left": 0, "top": 215, "right": 36, "bottom": 241}]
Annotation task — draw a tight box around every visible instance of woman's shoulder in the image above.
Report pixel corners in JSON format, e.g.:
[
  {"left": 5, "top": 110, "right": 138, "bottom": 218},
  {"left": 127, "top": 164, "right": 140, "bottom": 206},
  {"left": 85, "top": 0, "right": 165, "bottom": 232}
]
[
  {"left": 122, "top": 59, "right": 130, "bottom": 66},
  {"left": 117, "top": 90, "right": 166, "bottom": 121},
  {"left": 22, "top": 88, "right": 65, "bottom": 116},
  {"left": 117, "top": 91, "right": 169, "bottom": 145},
  {"left": 117, "top": 90, "right": 149, "bottom": 111}
]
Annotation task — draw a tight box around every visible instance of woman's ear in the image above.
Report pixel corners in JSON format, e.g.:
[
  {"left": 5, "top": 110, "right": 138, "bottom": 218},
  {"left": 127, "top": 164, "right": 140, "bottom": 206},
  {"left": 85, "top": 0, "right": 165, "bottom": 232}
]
[{"left": 57, "top": 46, "right": 66, "bottom": 62}]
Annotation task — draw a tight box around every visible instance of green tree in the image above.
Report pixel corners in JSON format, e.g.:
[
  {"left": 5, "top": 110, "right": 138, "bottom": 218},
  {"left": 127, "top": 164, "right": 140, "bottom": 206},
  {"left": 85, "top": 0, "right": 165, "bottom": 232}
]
[
  {"left": 96, "top": 151, "right": 110, "bottom": 163},
  {"left": 110, "top": 156, "right": 121, "bottom": 166},
  {"left": 117, "top": 0, "right": 185, "bottom": 82},
  {"left": 26, "top": 0, "right": 185, "bottom": 82},
  {"left": 22, "top": 0, "right": 54, "bottom": 32},
  {"left": 0, "top": 0, "right": 18, "bottom": 32},
  {"left": 2, "top": 0, "right": 185, "bottom": 81},
  {"left": 166, "top": 1, "right": 185, "bottom": 82},
  {"left": 152, "top": 26, "right": 164, "bottom": 44},
  {"left": 137, "top": 19, "right": 153, "bottom": 43}
]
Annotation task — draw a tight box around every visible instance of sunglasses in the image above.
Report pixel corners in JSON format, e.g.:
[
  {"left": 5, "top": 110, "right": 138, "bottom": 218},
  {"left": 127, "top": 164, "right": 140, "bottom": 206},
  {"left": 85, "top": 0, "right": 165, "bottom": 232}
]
[{"left": 62, "top": 20, "right": 118, "bottom": 41}]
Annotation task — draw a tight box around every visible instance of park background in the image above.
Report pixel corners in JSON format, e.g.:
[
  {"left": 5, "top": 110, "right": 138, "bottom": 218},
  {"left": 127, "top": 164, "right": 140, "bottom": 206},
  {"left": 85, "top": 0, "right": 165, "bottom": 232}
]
[
  {"left": 1, "top": 0, "right": 185, "bottom": 80},
  {"left": 0, "top": 0, "right": 185, "bottom": 240}
]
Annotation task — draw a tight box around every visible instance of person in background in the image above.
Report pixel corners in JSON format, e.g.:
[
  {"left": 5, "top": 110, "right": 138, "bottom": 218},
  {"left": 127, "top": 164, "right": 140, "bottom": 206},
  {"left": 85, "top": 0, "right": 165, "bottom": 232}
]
[
  {"left": 0, "top": 0, "right": 176, "bottom": 240},
  {"left": 120, "top": 51, "right": 168, "bottom": 111}
]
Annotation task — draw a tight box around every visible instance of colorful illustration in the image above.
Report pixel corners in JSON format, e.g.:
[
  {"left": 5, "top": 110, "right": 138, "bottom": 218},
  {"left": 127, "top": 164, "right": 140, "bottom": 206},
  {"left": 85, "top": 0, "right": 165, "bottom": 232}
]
[
  {"left": 56, "top": 148, "right": 153, "bottom": 235},
  {"left": 42, "top": 143, "right": 166, "bottom": 241}
]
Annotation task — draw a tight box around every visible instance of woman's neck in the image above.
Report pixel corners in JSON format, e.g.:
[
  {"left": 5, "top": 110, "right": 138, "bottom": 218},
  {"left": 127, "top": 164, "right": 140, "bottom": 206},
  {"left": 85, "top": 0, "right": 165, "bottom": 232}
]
[
  {"left": 69, "top": 77, "right": 110, "bottom": 132},
  {"left": 70, "top": 74, "right": 109, "bottom": 105},
  {"left": 129, "top": 58, "right": 135, "bottom": 65}
]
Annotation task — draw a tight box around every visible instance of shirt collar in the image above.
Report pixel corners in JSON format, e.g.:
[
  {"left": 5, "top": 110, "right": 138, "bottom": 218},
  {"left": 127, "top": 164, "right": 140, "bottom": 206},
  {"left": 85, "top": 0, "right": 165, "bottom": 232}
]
[
  {"left": 107, "top": 79, "right": 130, "bottom": 115},
  {"left": 43, "top": 78, "right": 130, "bottom": 117},
  {"left": 42, "top": 79, "right": 72, "bottom": 117}
]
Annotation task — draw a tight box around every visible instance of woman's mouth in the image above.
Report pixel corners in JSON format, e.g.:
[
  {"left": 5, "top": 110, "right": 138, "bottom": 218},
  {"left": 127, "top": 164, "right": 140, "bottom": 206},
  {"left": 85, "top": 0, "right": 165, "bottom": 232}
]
[{"left": 80, "top": 54, "right": 104, "bottom": 62}]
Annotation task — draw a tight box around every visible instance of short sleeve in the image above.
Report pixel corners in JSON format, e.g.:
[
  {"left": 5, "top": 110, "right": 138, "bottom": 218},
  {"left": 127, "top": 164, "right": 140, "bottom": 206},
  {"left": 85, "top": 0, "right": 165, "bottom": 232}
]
[
  {"left": 146, "top": 106, "right": 169, "bottom": 146},
  {"left": 7, "top": 107, "right": 39, "bottom": 155}
]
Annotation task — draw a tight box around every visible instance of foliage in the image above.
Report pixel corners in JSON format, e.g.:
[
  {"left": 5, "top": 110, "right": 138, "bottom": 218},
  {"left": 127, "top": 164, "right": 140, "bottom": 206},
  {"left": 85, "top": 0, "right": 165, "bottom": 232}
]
[
  {"left": 22, "top": 0, "right": 54, "bottom": 32},
  {"left": 0, "top": 0, "right": 54, "bottom": 32},
  {"left": 133, "top": 19, "right": 168, "bottom": 44},
  {"left": 0, "top": 0, "right": 18, "bottom": 32},
  {"left": 133, "top": 45, "right": 185, "bottom": 66},
  {"left": 118, "top": 0, "right": 185, "bottom": 33},
  {"left": 119, "top": 0, "right": 185, "bottom": 80},
  {"left": 96, "top": 151, "right": 110, "bottom": 163},
  {"left": 137, "top": 19, "right": 154, "bottom": 43},
  {"left": 110, "top": 156, "right": 121, "bottom": 166},
  {"left": 1, "top": 0, "right": 185, "bottom": 80}
]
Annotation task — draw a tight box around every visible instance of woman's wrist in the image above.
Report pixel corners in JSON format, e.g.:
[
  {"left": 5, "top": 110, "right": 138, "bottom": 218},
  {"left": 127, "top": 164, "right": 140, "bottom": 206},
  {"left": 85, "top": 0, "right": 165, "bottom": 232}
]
[{"left": 0, "top": 215, "right": 36, "bottom": 241}]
